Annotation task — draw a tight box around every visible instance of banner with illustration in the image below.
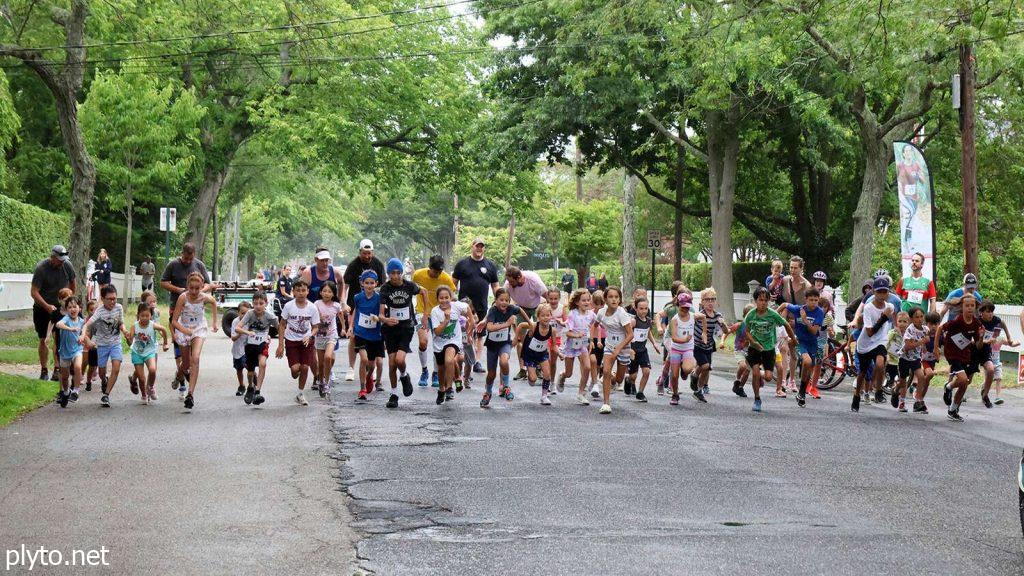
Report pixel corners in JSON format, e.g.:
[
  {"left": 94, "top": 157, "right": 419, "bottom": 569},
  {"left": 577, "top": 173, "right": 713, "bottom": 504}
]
[{"left": 893, "top": 141, "right": 936, "bottom": 282}]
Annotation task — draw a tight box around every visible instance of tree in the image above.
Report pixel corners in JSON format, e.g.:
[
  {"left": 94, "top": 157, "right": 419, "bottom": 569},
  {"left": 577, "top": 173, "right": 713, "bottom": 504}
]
[{"left": 547, "top": 189, "right": 621, "bottom": 284}]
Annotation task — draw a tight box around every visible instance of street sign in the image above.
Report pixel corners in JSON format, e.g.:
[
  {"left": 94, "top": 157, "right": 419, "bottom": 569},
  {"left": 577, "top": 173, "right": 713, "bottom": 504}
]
[
  {"left": 159, "top": 207, "right": 177, "bottom": 232},
  {"left": 646, "top": 230, "right": 661, "bottom": 249}
]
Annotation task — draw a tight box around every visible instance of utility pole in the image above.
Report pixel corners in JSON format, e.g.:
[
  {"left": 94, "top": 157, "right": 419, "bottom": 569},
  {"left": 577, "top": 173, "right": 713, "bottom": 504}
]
[{"left": 959, "top": 10, "right": 979, "bottom": 275}]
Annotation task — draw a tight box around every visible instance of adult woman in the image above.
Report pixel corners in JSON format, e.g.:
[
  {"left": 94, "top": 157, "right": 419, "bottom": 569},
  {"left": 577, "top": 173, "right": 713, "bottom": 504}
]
[
  {"left": 94, "top": 249, "right": 112, "bottom": 297},
  {"left": 275, "top": 265, "right": 294, "bottom": 317}
]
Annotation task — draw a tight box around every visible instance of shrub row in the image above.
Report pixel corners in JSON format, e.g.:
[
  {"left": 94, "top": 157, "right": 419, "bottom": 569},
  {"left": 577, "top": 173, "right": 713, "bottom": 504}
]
[{"left": 0, "top": 194, "right": 70, "bottom": 273}]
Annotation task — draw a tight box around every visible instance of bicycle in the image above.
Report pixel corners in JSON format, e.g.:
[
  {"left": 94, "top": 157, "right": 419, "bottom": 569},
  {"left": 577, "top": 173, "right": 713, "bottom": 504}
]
[{"left": 817, "top": 329, "right": 860, "bottom": 390}]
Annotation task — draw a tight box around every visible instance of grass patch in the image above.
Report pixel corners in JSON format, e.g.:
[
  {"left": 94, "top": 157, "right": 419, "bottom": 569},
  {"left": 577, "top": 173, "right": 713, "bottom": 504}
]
[
  {"left": 0, "top": 372, "right": 55, "bottom": 426},
  {"left": 0, "top": 348, "right": 40, "bottom": 365},
  {"left": 0, "top": 327, "right": 39, "bottom": 348}
]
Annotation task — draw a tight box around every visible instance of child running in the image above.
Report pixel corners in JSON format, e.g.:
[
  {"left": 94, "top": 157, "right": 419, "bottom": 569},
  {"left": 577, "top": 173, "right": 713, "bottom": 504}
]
[
  {"left": 595, "top": 287, "right": 633, "bottom": 414},
  {"left": 667, "top": 292, "right": 705, "bottom": 406},
  {"left": 276, "top": 279, "right": 320, "bottom": 406},
  {"left": 544, "top": 288, "right": 565, "bottom": 393},
  {"left": 171, "top": 273, "right": 218, "bottom": 410},
  {"left": 895, "top": 307, "right": 928, "bottom": 413},
  {"left": 978, "top": 300, "right": 1018, "bottom": 408},
  {"left": 315, "top": 281, "right": 343, "bottom": 398},
  {"left": 730, "top": 303, "right": 754, "bottom": 397},
  {"left": 780, "top": 288, "right": 825, "bottom": 407},
  {"left": 627, "top": 296, "right": 660, "bottom": 402},
  {"left": 54, "top": 296, "right": 86, "bottom": 407},
  {"left": 851, "top": 277, "right": 895, "bottom": 412},
  {"left": 230, "top": 301, "right": 252, "bottom": 396},
  {"left": 588, "top": 290, "right": 606, "bottom": 397},
  {"left": 564, "top": 289, "right": 596, "bottom": 405},
  {"left": 83, "top": 299, "right": 99, "bottom": 392},
  {"left": 379, "top": 258, "right": 420, "bottom": 408},
  {"left": 692, "top": 288, "right": 730, "bottom": 397},
  {"left": 236, "top": 292, "right": 276, "bottom": 406},
  {"left": 519, "top": 303, "right": 556, "bottom": 406},
  {"left": 913, "top": 312, "right": 942, "bottom": 413},
  {"left": 85, "top": 285, "right": 130, "bottom": 407},
  {"left": 480, "top": 288, "right": 530, "bottom": 407},
  {"left": 742, "top": 288, "right": 795, "bottom": 412},
  {"left": 430, "top": 286, "right": 471, "bottom": 405},
  {"left": 352, "top": 271, "right": 385, "bottom": 403},
  {"left": 885, "top": 312, "right": 910, "bottom": 409},
  {"left": 128, "top": 302, "right": 169, "bottom": 405},
  {"left": 934, "top": 296, "right": 984, "bottom": 421}
]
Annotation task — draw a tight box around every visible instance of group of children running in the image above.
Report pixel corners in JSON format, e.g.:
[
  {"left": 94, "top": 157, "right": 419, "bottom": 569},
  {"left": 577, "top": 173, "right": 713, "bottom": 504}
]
[{"left": 47, "top": 259, "right": 1018, "bottom": 422}]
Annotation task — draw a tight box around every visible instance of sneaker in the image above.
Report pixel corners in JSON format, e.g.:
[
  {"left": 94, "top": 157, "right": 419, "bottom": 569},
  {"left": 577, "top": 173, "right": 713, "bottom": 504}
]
[
  {"left": 775, "top": 390, "right": 786, "bottom": 398},
  {"left": 636, "top": 391, "right": 647, "bottom": 403},
  {"left": 356, "top": 392, "right": 367, "bottom": 403},
  {"left": 435, "top": 389, "right": 445, "bottom": 405},
  {"left": 375, "top": 380, "right": 383, "bottom": 392},
  {"left": 318, "top": 381, "right": 327, "bottom": 399},
  {"left": 50, "top": 369, "right": 60, "bottom": 382},
  {"left": 100, "top": 394, "right": 110, "bottom": 407},
  {"left": 295, "top": 393, "right": 308, "bottom": 406},
  {"left": 689, "top": 376, "right": 698, "bottom": 392},
  {"left": 69, "top": 389, "right": 79, "bottom": 403},
  {"left": 557, "top": 374, "right": 566, "bottom": 392},
  {"left": 576, "top": 393, "right": 590, "bottom": 406},
  {"left": 85, "top": 380, "right": 92, "bottom": 392},
  {"left": 994, "top": 397, "right": 1004, "bottom": 405},
  {"left": 454, "top": 379, "right": 463, "bottom": 393},
  {"left": 898, "top": 401, "right": 907, "bottom": 413},
  {"left": 890, "top": 392, "right": 899, "bottom": 408},
  {"left": 701, "top": 385, "right": 710, "bottom": 396},
  {"left": 386, "top": 394, "right": 399, "bottom": 409},
  {"left": 178, "top": 386, "right": 187, "bottom": 401},
  {"left": 58, "top": 390, "right": 69, "bottom": 408},
  {"left": 808, "top": 384, "right": 821, "bottom": 399},
  {"left": 431, "top": 372, "right": 440, "bottom": 388},
  {"left": 670, "top": 394, "right": 680, "bottom": 406},
  {"left": 590, "top": 385, "right": 599, "bottom": 399},
  {"left": 480, "top": 393, "right": 492, "bottom": 408},
  {"left": 540, "top": 394, "right": 552, "bottom": 406},
  {"left": 693, "top": 390, "right": 707, "bottom": 403},
  {"left": 753, "top": 398, "right": 762, "bottom": 412},
  {"left": 236, "top": 385, "right": 245, "bottom": 397},
  {"left": 500, "top": 386, "right": 514, "bottom": 401},
  {"left": 184, "top": 394, "right": 194, "bottom": 409},
  {"left": 445, "top": 388, "right": 455, "bottom": 401},
  {"left": 947, "top": 409, "right": 963, "bottom": 422},
  {"left": 912, "top": 401, "right": 928, "bottom": 414},
  {"left": 473, "top": 361, "right": 485, "bottom": 374},
  {"left": 39, "top": 367, "right": 48, "bottom": 381},
  {"left": 851, "top": 393, "right": 860, "bottom": 412},
  {"left": 418, "top": 371, "right": 429, "bottom": 387},
  {"left": 244, "top": 386, "right": 255, "bottom": 405},
  {"left": 253, "top": 392, "right": 265, "bottom": 405},
  {"left": 311, "top": 379, "right": 321, "bottom": 392},
  {"left": 732, "top": 382, "right": 747, "bottom": 398},
  {"left": 598, "top": 403, "right": 611, "bottom": 414},
  {"left": 129, "top": 374, "right": 139, "bottom": 395},
  {"left": 874, "top": 390, "right": 885, "bottom": 404},
  {"left": 514, "top": 368, "right": 527, "bottom": 381},
  {"left": 322, "top": 380, "right": 332, "bottom": 398},
  {"left": 942, "top": 385, "right": 952, "bottom": 407},
  {"left": 400, "top": 374, "right": 413, "bottom": 397},
  {"left": 345, "top": 372, "right": 355, "bottom": 382},
  {"left": 982, "top": 395, "right": 993, "bottom": 409},
  {"left": 148, "top": 385, "right": 156, "bottom": 401},
  {"left": 657, "top": 383, "right": 665, "bottom": 396},
  {"left": 797, "top": 393, "right": 806, "bottom": 407}
]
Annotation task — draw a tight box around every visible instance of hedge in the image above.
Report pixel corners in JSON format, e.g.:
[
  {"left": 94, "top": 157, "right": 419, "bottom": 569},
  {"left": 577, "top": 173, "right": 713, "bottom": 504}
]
[
  {"left": 0, "top": 194, "right": 70, "bottom": 273},
  {"left": 534, "top": 261, "right": 773, "bottom": 292}
]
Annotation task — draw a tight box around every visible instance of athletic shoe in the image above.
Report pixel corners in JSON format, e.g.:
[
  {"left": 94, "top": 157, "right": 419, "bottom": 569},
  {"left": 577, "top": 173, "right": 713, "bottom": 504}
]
[
  {"left": 244, "top": 385, "right": 255, "bottom": 405},
  {"left": 178, "top": 386, "right": 187, "bottom": 401},
  {"left": 319, "top": 381, "right": 327, "bottom": 399},
  {"left": 50, "top": 370, "right": 60, "bottom": 382},
  {"left": 898, "top": 401, "right": 907, "bottom": 413},
  {"left": 689, "top": 376, "right": 698, "bottom": 392},
  {"left": 375, "top": 380, "right": 383, "bottom": 391},
  {"left": 253, "top": 392, "right": 265, "bottom": 405},
  {"left": 69, "top": 389, "right": 79, "bottom": 403},
  {"left": 435, "top": 389, "right": 445, "bottom": 405},
  {"left": 322, "top": 380, "right": 332, "bottom": 398},
  {"left": 598, "top": 403, "right": 611, "bottom": 414},
  {"left": 912, "top": 401, "right": 928, "bottom": 414},
  {"left": 702, "top": 385, "right": 710, "bottom": 396},
  {"left": 982, "top": 395, "right": 993, "bottom": 409},
  {"left": 890, "top": 392, "right": 899, "bottom": 408},
  {"left": 100, "top": 394, "right": 110, "bottom": 407},
  {"left": 400, "top": 374, "right": 413, "bottom": 397},
  {"left": 473, "top": 361, "right": 485, "bottom": 374},
  {"left": 797, "top": 393, "right": 806, "bottom": 407},
  {"left": 171, "top": 375, "right": 180, "bottom": 390},
  {"left": 576, "top": 393, "right": 590, "bottom": 406},
  {"left": 657, "top": 383, "right": 665, "bottom": 396},
  {"left": 808, "top": 384, "right": 821, "bottom": 399},
  {"left": 295, "top": 393, "right": 308, "bottom": 406},
  {"left": 129, "top": 374, "right": 139, "bottom": 395},
  {"left": 590, "top": 384, "right": 599, "bottom": 399},
  {"left": 236, "top": 385, "right": 245, "bottom": 396},
  {"left": 85, "top": 380, "right": 92, "bottom": 392},
  {"left": 418, "top": 370, "right": 429, "bottom": 387},
  {"left": 947, "top": 409, "right": 963, "bottom": 422},
  {"left": 148, "top": 385, "right": 156, "bottom": 401},
  {"left": 851, "top": 394, "right": 860, "bottom": 412},
  {"left": 514, "top": 368, "right": 527, "bottom": 381},
  {"left": 345, "top": 372, "right": 355, "bottom": 382},
  {"left": 431, "top": 372, "right": 440, "bottom": 388},
  {"left": 386, "top": 394, "right": 399, "bottom": 409},
  {"left": 994, "top": 397, "right": 1004, "bottom": 405},
  {"left": 500, "top": 386, "right": 514, "bottom": 401},
  {"left": 540, "top": 394, "right": 552, "bottom": 406},
  {"left": 39, "top": 368, "right": 48, "bottom": 381},
  {"left": 356, "top": 391, "right": 367, "bottom": 402},
  {"left": 670, "top": 394, "right": 680, "bottom": 406},
  {"left": 636, "top": 391, "right": 647, "bottom": 402},
  {"left": 58, "top": 390, "right": 69, "bottom": 408},
  {"left": 311, "top": 379, "right": 321, "bottom": 392},
  {"left": 184, "top": 394, "right": 194, "bottom": 409},
  {"left": 942, "top": 385, "right": 952, "bottom": 407},
  {"left": 775, "top": 390, "right": 786, "bottom": 398},
  {"left": 752, "top": 398, "right": 762, "bottom": 412},
  {"left": 732, "top": 382, "right": 747, "bottom": 397},
  {"left": 874, "top": 390, "right": 885, "bottom": 404},
  {"left": 454, "top": 379, "right": 463, "bottom": 393},
  {"left": 480, "top": 393, "right": 491, "bottom": 408},
  {"left": 445, "top": 388, "right": 455, "bottom": 401},
  {"left": 693, "top": 390, "right": 707, "bottom": 403},
  {"left": 557, "top": 374, "right": 566, "bottom": 392}
]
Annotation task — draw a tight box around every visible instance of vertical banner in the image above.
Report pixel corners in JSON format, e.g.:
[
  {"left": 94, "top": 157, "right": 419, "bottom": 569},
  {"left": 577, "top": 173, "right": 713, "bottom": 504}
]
[{"left": 893, "top": 141, "right": 936, "bottom": 283}]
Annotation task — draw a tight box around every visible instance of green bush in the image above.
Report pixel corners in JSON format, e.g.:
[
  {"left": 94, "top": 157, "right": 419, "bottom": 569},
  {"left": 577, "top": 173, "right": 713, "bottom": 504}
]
[{"left": 0, "top": 194, "right": 70, "bottom": 273}]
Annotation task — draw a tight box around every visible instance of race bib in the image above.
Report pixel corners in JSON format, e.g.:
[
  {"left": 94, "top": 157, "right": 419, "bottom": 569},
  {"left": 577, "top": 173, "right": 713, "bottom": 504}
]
[
  {"left": 567, "top": 337, "right": 586, "bottom": 350},
  {"left": 392, "top": 308, "right": 410, "bottom": 321},
  {"left": 634, "top": 328, "right": 649, "bottom": 342},
  {"left": 951, "top": 333, "right": 972, "bottom": 349},
  {"left": 908, "top": 290, "right": 924, "bottom": 304},
  {"left": 249, "top": 333, "right": 269, "bottom": 345},
  {"left": 358, "top": 314, "right": 378, "bottom": 329},
  {"left": 489, "top": 328, "right": 510, "bottom": 342},
  {"left": 984, "top": 330, "right": 995, "bottom": 340},
  {"left": 607, "top": 333, "right": 624, "bottom": 347},
  {"left": 186, "top": 315, "right": 199, "bottom": 324},
  {"left": 528, "top": 337, "right": 548, "bottom": 353}
]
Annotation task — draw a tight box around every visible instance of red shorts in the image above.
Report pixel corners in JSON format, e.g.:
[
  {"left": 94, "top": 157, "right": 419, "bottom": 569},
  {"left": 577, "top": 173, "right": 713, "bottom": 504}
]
[{"left": 285, "top": 339, "right": 315, "bottom": 367}]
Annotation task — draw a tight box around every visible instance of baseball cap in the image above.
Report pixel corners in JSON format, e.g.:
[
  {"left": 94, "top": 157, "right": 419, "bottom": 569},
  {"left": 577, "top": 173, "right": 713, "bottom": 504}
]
[
  {"left": 359, "top": 269, "right": 379, "bottom": 283},
  {"left": 314, "top": 250, "right": 331, "bottom": 260},
  {"left": 51, "top": 245, "right": 68, "bottom": 262},
  {"left": 676, "top": 292, "right": 692, "bottom": 308},
  {"left": 472, "top": 237, "right": 486, "bottom": 247},
  {"left": 963, "top": 273, "right": 978, "bottom": 288},
  {"left": 428, "top": 255, "right": 444, "bottom": 271},
  {"left": 359, "top": 239, "right": 374, "bottom": 251},
  {"left": 872, "top": 277, "right": 891, "bottom": 292}
]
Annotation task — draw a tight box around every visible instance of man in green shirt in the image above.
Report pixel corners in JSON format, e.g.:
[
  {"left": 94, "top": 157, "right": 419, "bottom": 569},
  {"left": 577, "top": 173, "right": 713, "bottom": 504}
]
[
  {"left": 894, "top": 252, "right": 936, "bottom": 313},
  {"left": 742, "top": 287, "right": 796, "bottom": 413}
]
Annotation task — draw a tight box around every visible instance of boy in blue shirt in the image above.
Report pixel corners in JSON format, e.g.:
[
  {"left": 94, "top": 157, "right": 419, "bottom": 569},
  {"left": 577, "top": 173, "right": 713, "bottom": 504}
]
[
  {"left": 353, "top": 270, "right": 384, "bottom": 402},
  {"left": 780, "top": 288, "right": 825, "bottom": 407},
  {"left": 54, "top": 296, "right": 87, "bottom": 407}
]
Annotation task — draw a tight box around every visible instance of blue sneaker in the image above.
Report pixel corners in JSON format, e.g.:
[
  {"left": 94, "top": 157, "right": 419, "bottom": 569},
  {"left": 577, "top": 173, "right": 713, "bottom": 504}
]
[
  {"left": 431, "top": 372, "right": 440, "bottom": 388},
  {"left": 418, "top": 370, "right": 429, "bottom": 387},
  {"left": 752, "top": 398, "right": 762, "bottom": 412}
]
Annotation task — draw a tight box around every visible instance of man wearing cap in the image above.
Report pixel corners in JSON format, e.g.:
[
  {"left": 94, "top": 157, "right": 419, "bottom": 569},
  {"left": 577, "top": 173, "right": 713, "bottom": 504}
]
[
  {"left": 452, "top": 237, "right": 499, "bottom": 374},
  {"left": 301, "top": 246, "right": 348, "bottom": 384},
  {"left": 503, "top": 266, "right": 547, "bottom": 379},
  {"left": 413, "top": 255, "right": 456, "bottom": 387},
  {"left": 30, "top": 245, "right": 77, "bottom": 380},
  {"left": 340, "top": 239, "right": 385, "bottom": 382},
  {"left": 943, "top": 273, "right": 983, "bottom": 322},
  {"left": 894, "top": 252, "right": 937, "bottom": 313}
]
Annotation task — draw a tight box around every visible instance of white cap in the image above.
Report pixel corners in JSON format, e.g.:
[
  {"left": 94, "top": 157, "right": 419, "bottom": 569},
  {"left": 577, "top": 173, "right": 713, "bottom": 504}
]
[
  {"left": 359, "top": 239, "right": 374, "bottom": 251},
  {"left": 314, "top": 250, "right": 331, "bottom": 260}
]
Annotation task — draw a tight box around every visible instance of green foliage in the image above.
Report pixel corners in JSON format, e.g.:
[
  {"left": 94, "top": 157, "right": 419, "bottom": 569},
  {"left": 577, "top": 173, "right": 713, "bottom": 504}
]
[
  {"left": 535, "top": 261, "right": 772, "bottom": 293},
  {"left": 0, "top": 373, "right": 56, "bottom": 427},
  {"left": 548, "top": 198, "right": 621, "bottom": 274},
  {"left": 0, "top": 194, "right": 70, "bottom": 272}
]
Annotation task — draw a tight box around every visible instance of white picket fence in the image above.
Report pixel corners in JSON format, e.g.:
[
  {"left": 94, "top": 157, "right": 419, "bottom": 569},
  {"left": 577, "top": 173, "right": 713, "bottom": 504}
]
[{"left": 0, "top": 272, "right": 145, "bottom": 316}]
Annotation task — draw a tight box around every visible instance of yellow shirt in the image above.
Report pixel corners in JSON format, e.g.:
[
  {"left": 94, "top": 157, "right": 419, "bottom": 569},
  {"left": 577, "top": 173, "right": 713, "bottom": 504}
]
[{"left": 412, "top": 268, "right": 456, "bottom": 314}]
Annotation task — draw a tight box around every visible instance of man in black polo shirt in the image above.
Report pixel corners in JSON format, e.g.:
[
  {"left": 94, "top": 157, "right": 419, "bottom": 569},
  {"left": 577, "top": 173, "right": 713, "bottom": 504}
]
[
  {"left": 452, "top": 237, "right": 499, "bottom": 373},
  {"left": 30, "top": 245, "right": 77, "bottom": 380}
]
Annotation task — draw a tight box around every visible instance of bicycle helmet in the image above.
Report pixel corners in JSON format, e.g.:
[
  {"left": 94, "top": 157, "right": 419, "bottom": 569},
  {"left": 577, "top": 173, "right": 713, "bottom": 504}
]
[
  {"left": 812, "top": 270, "right": 827, "bottom": 282},
  {"left": 873, "top": 268, "right": 889, "bottom": 279}
]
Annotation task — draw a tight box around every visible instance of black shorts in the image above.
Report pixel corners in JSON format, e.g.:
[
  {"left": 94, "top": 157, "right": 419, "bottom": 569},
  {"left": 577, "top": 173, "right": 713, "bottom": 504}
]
[
  {"left": 433, "top": 343, "right": 461, "bottom": 367},
  {"left": 244, "top": 342, "right": 269, "bottom": 371},
  {"left": 886, "top": 364, "right": 898, "bottom": 380},
  {"left": 857, "top": 345, "right": 887, "bottom": 369},
  {"left": 898, "top": 358, "right": 921, "bottom": 379},
  {"left": 87, "top": 347, "right": 98, "bottom": 368},
  {"left": 949, "top": 359, "right": 980, "bottom": 377},
  {"left": 354, "top": 335, "right": 385, "bottom": 361},
  {"left": 746, "top": 349, "right": 776, "bottom": 371},
  {"left": 628, "top": 347, "right": 651, "bottom": 373},
  {"left": 591, "top": 338, "right": 605, "bottom": 364},
  {"left": 33, "top": 305, "right": 62, "bottom": 340},
  {"left": 382, "top": 327, "right": 414, "bottom": 355},
  {"left": 694, "top": 346, "right": 714, "bottom": 368}
]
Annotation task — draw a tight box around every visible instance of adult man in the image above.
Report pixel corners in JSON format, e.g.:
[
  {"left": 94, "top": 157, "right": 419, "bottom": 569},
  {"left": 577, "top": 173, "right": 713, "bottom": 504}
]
[
  {"left": 560, "top": 270, "right": 575, "bottom": 294},
  {"left": 300, "top": 247, "right": 348, "bottom": 386},
  {"left": 894, "top": 252, "right": 937, "bottom": 313},
  {"left": 453, "top": 237, "right": 500, "bottom": 373},
  {"left": 160, "top": 243, "right": 213, "bottom": 310},
  {"left": 943, "top": 273, "right": 983, "bottom": 322},
  {"left": 780, "top": 256, "right": 813, "bottom": 383},
  {"left": 503, "top": 266, "right": 547, "bottom": 379},
  {"left": 413, "top": 255, "right": 456, "bottom": 387},
  {"left": 30, "top": 245, "right": 77, "bottom": 380},
  {"left": 138, "top": 256, "right": 156, "bottom": 292},
  {"left": 341, "top": 239, "right": 385, "bottom": 382}
]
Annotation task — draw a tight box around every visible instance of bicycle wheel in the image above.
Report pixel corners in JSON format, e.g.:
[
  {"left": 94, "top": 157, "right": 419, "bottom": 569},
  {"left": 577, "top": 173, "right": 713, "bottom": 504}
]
[{"left": 817, "top": 339, "right": 845, "bottom": 390}]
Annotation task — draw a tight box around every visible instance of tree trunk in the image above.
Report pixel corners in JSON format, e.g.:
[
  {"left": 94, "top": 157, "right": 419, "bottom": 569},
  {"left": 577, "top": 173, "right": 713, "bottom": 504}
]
[
  {"left": 848, "top": 111, "right": 889, "bottom": 298},
  {"left": 186, "top": 165, "right": 231, "bottom": 256},
  {"left": 705, "top": 106, "right": 740, "bottom": 321},
  {"left": 622, "top": 172, "right": 638, "bottom": 292},
  {"left": 123, "top": 184, "right": 134, "bottom": 302},
  {"left": 57, "top": 89, "right": 98, "bottom": 294}
]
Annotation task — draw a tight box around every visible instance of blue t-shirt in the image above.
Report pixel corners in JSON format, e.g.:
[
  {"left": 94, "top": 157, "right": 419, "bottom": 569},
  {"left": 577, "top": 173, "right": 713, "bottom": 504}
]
[
  {"left": 885, "top": 293, "right": 903, "bottom": 313},
  {"left": 58, "top": 315, "right": 85, "bottom": 359},
  {"left": 353, "top": 291, "right": 382, "bottom": 341},
  {"left": 785, "top": 304, "right": 824, "bottom": 351},
  {"left": 944, "top": 287, "right": 983, "bottom": 321}
]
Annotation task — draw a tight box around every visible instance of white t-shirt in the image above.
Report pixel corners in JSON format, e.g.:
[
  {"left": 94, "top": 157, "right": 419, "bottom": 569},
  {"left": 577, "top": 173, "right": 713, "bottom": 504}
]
[
  {"left": 281, "top": 300, "right": 321, "bottom": 342},
  {"left": 230, "top": 318, "right": 246, "bottom": 359},
  {"left": 597, "top": 306, "right": 633, "bottom": 349},
  {"left": 430, "top": 301, "right": 469, "bottom": 352},
  {"left": 856, "top": 301, "right": 894, "bottom": 353}
]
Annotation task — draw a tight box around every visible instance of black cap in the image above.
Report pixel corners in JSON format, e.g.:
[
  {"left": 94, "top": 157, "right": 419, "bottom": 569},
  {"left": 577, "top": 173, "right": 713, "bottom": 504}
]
[{"left": 428, "top": 255, "right": 444, "bottom": 271}]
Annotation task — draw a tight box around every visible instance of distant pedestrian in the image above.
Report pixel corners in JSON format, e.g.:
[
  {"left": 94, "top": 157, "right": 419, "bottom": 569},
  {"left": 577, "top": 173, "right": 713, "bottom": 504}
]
[
  {"left": 561, "top": 271, "right": 575, "bottom": 294},
  {"left": 138, "top": 256, "right": 156, "bottom": 292},
  {"left": 94, "top": 248, "right": 112, "bottom": 296}
]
